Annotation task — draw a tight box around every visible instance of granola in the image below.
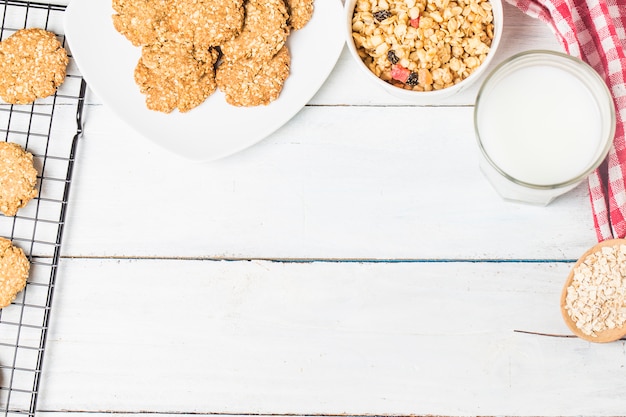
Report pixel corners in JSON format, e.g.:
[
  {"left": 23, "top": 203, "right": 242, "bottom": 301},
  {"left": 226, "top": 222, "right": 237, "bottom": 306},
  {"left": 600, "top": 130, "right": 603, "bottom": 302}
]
[{"left": 351, "top": 0, "right": 494, "bottom": 91}]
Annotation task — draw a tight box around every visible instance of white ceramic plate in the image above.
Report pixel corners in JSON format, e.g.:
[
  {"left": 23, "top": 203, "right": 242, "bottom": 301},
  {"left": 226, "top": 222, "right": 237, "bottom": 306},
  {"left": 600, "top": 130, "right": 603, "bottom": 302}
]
[{"left": 64, "top": 0, "right": 344, "bottom": 161}]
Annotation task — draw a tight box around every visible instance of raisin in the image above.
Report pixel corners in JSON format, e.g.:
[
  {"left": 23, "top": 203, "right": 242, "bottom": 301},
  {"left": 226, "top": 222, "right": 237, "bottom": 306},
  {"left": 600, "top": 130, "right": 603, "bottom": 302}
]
[
  {"left": 387, "top": 50, "right": 399, "bottom": 64},
  {"left": 406, "top": 72, "right": 419, "bottom": 86},
  {"left": 373, "top": 10, "right": 392, "bottom": 21}
]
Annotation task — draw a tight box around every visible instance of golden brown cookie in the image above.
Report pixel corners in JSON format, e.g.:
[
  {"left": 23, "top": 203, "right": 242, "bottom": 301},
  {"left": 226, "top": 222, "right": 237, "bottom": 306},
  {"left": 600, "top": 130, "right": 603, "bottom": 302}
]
[
  {"left": 112, "top": 0, "right": 171, "bottom": 46},
  {"left": 0, "top": 28, "right": 68, "bottom": 105},
  {"left": 168, "top": 0, "right": 245, "bottom": 50},
  {"left": 285, "top": 0, "right": 314, "bottom": 31},
  {"left": 216, "top": 45, "right": 290, "bottom": 107},
  {"left": 0, "top": 237, "right": 30, "bottom": 309},
  {"left": 0, "top": 142, "right": 38, "bottom": 217},
  {"left": 134, "top": 40, "right": 219, "bottom": 113},
  {"left": 220, "top": 0, "right": 290, "bottom": 63}
]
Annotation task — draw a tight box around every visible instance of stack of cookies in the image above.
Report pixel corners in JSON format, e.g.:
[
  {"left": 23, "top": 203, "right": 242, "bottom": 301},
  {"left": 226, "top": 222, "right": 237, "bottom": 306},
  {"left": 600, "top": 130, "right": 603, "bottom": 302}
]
[{"left": 112, "top": 0, "right": 314, "bottom": 112}]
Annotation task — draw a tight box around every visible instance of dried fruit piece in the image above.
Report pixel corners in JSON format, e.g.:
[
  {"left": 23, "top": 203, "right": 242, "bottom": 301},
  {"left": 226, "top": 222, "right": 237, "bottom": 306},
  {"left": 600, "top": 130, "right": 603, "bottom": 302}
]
[
  {"left": 391, "top": 64, "right": 418, "bottom": 86},
  {"left": 406, "top": 71, "right": 419, "bottom": 85},
  {"left": 387, "top": 50, "right": 399, "bottom": 64},
  {"left": 373, "top": 10, "right": 392, "bottom": 22},
  {"left": 391, "top": 63, "right": 410, "bottom": 83}
]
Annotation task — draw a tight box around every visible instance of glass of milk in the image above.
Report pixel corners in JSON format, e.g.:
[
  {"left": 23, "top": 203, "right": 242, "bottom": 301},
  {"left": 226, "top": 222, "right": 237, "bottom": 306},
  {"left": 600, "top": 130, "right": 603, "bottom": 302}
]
[{"left": 474, "top": 50, "right": 616, "bottom": 205}]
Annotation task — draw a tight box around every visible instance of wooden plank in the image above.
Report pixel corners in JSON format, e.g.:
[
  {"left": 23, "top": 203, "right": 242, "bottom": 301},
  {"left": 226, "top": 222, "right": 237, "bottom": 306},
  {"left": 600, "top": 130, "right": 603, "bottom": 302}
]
[
  {"left": 36, "top": 258, "right": 626, "bottom": 415},
  {"left": 62, "top": 104, "right": 597, "bottom": 260}
]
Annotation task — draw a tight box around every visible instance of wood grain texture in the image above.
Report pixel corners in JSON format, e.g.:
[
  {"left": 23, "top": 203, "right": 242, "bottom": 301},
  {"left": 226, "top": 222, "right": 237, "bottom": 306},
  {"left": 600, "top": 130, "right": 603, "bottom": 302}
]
[
  {"left": 38, "top": 259, "right": 626, "bottom": 415},
  {"left": 61, "top": 103, "right": 596, "bottom": 260}
]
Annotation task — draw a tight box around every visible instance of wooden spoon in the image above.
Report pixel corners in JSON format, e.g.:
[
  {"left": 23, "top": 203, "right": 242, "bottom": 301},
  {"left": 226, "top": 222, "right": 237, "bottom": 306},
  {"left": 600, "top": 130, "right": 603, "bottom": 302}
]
[{"left": 560, "top": 238, "right": 626, "bottom": 343}]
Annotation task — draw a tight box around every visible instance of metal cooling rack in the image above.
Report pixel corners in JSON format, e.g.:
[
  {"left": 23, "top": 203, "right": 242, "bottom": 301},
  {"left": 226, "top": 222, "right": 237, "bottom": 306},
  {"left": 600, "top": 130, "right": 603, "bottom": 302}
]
[{"left": 0, "top": 1, "right": 87, "bottom": 416}]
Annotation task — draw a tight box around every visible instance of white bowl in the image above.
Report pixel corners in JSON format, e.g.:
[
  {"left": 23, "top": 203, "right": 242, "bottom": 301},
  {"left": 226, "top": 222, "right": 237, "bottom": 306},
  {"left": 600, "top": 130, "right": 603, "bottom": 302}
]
[{"left": 344, "top": 0, "right": 504, "bottom": 104}]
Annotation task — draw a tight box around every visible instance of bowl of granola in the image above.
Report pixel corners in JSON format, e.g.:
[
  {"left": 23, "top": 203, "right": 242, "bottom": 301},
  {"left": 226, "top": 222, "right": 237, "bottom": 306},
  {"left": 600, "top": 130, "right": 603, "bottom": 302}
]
[{"left": 345, "top": 0, "right": 503, "bottom": 103}]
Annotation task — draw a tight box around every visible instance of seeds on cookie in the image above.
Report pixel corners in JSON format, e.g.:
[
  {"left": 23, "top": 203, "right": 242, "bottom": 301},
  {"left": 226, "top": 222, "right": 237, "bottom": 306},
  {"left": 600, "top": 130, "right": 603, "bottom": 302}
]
[
  {"left": 217, "top": 45, "right": 291, "bottom": 107},
  {"left": 285, "top": 0, "right": 315, "bottom": 31},
  {"left": 112, "top": 0, "right": 170, "bottom": 46},
  {"left": 0, "top": 142, "right": 38, "bottom": 217},
  {"left": 0, "top": 237, "right": 30, "bottom": 309},
  {"left": 168, "top": 0, "right": 245, "bottom": 50},
  {"left": 0, "top": 28, "right": 68, "bottom": 104},
  {"left": 220, "top": 0, "right": 290, "bottom": 63},
  {"left": 134, "top": 40, "right": 219, "bottom": 113}
]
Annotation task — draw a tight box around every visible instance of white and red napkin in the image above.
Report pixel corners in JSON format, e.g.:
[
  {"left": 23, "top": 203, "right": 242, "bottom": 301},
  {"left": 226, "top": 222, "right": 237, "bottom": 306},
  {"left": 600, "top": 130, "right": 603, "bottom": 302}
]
[{"left": 504, "top": 0, "right": 626, "bottom": 241}]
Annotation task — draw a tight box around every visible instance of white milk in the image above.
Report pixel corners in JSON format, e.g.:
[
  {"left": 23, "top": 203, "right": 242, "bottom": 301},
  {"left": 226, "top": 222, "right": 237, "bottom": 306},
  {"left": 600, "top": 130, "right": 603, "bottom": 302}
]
[
  {"left": 474, "top": 51, "right": 615, "bottom": 204},
  {"left": 477, "top": 65, "right": 601, "bottom": 185}
]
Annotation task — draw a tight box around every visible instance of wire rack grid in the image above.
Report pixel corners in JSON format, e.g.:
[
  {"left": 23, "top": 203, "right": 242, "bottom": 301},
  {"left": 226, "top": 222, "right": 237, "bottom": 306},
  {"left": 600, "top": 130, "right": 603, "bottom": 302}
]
[{"left": 0, "top": 1, "right": 87, "bottom": 416}]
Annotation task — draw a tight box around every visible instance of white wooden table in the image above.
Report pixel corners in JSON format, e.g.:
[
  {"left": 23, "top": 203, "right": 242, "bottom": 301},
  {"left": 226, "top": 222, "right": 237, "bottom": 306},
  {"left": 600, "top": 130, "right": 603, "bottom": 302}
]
[{"left": 11, "top": 0, "right": 626, "bottom": 415}]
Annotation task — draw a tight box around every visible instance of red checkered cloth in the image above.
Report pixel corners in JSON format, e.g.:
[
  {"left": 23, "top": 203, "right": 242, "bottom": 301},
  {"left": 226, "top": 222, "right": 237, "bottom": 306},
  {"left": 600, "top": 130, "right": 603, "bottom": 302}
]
[{"left": 505, "top": 0, "right": 626, "bottom": 241}]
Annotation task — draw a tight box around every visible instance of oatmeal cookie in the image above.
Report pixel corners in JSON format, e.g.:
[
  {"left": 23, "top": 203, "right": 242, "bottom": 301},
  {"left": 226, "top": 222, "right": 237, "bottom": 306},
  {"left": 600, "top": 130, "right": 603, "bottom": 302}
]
[
  {"left": 134, "top": 40, "right": 219, "bottom": 113},
  {"left": 0, "top": 237, "right": 29, "bottom": 309},
  {"left": 0, "top": 28, "right": 68, "bottom": 105},
  {"left": 112, "top": 0, "right": 171, "bottom": 46},
  {"left": 216, "top": 45, "right": 290, "bottom": 107},
  {"left": 0, "top": 142, "right": 38, "bottom": 217},
  {"left": 285, "top": 0, "right": 314, "bottom": 31},
  {"left": 220, "top": 0, "right": 290, "bottom": 63},
  {"left": 168, "top": 0, "right": 244, "bottom": 50}
]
